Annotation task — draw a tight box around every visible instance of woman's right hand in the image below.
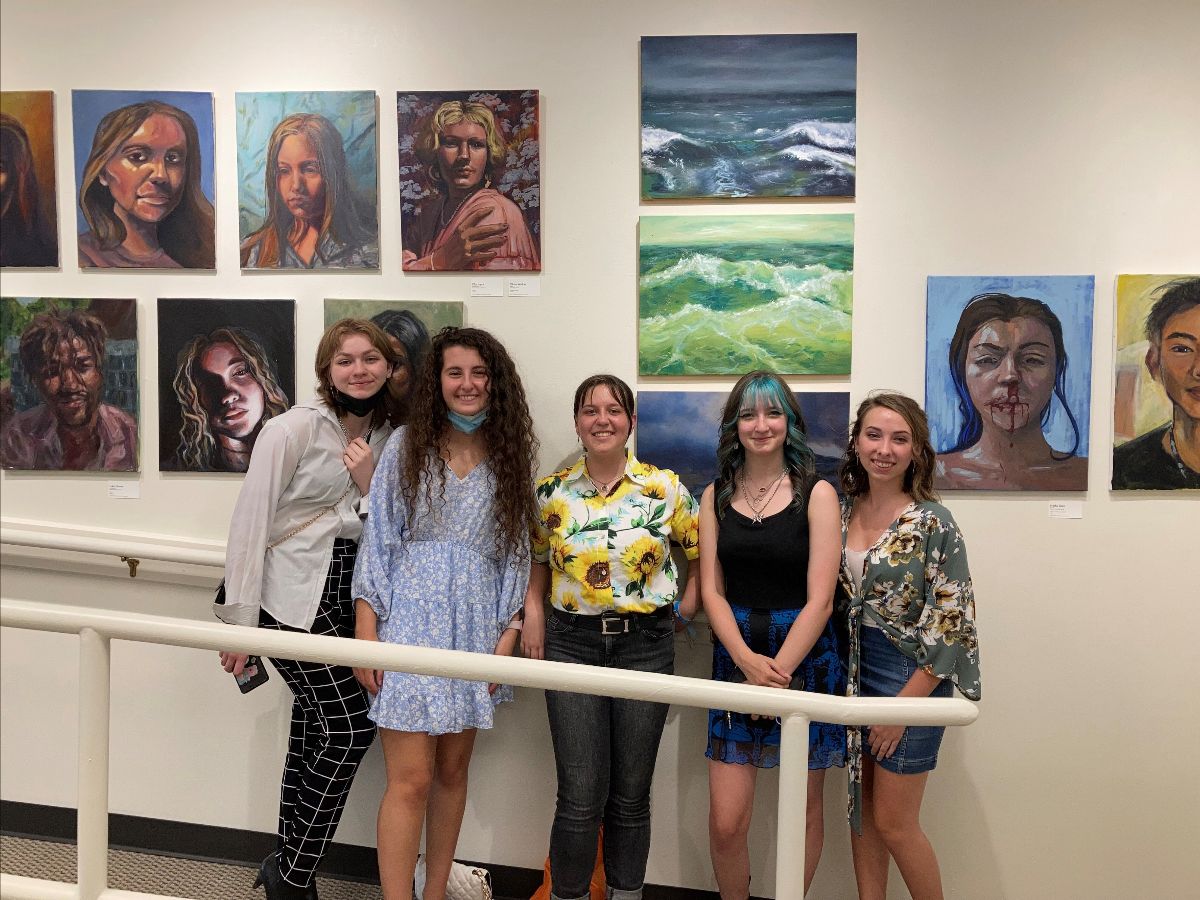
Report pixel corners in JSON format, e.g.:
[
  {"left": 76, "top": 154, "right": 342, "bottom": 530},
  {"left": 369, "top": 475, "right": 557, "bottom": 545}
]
[
  {"left": 734, "top": 651, "right": 791, "bottom": 688},
  {"left": 522, "top": 602, "right": 545, "bottom": 660},
  {"left": 431, "top": 205, "right": 508, "bottom": 270},
  {"left": 219, "top": 651, "right": 250, "bottom": 677},
  {"left": 352, "top": 638, "right": 384, "bottom": 697}
]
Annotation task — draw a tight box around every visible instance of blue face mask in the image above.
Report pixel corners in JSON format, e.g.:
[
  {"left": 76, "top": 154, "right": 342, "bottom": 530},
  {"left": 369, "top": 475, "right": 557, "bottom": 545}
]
[{"left": 448, "top": 409, "right": 488, "bottom": 434}]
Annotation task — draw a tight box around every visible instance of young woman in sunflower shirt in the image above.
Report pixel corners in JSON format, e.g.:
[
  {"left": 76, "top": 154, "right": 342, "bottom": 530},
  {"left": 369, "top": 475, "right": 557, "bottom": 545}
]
[
  {"left": 839, "top": 392, "right": 980, "bottom": 900},
  {"left": 522, "top": 374, "right": 699, "bottom": 900}
]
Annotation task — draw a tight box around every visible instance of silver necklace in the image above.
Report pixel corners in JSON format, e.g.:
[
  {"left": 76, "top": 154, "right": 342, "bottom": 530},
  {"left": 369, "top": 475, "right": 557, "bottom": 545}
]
[
  {"left": 1168, "top": 427, "right": 1195, "bottom": 481},
  {"left": 740, "top": 471, "right": 786, "bottom": 524},
  {"left": 584, "top": 462, "right": 622, "bottom": 496}
]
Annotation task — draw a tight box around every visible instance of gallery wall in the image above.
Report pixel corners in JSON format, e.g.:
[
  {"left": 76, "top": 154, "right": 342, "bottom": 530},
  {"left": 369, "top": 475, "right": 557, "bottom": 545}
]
[{"left": 2, "top": 0, "right": 1198, "bottom": 897}]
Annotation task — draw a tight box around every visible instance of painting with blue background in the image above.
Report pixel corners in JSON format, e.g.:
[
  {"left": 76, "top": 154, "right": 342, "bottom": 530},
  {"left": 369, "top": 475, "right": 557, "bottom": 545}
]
[
  {"left": 925, "top": 275, "right": 1094, "bottom": 458},
  {"left": 235, "top": 91, "right": 377, "bottom": 242},
  {"left": 71, "top": 90, "right": 214, "bottom": 235},
  {"left": 636, "top": 390, "right": 850, "bottom": 498}
]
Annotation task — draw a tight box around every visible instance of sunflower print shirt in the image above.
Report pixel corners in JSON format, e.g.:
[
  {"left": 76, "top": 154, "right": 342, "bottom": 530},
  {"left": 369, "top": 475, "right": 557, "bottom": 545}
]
[
  {"left": 839, "top": 499, "right": 981, "bottom": 833},
  {"left": 533, "top": 453, "right": 699, "bottom": 615}
]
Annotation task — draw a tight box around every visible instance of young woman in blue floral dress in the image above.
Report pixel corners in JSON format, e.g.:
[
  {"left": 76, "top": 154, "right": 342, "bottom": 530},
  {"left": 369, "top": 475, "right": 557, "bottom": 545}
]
[
  {"left": 351, "top": 327, "right": 537, "bottom": 900},
  {"left": 838, "top": 392, "right": 981, "bottom": 900},
  {"left": 698, "top": 371, "right": 846, "bottom": 898}
]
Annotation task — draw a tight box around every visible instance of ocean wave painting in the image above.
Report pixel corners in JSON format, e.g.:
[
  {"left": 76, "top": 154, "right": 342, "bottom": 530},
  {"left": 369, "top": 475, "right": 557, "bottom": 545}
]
[
  {"left": 635, "top": 390, "right": 850, "bottom": 498},
  {"left": 638, "top": 214, "right": 853, "bottom": 376},
  {"left": 641, "top": 34, "right": 857, "bottom": 199}
]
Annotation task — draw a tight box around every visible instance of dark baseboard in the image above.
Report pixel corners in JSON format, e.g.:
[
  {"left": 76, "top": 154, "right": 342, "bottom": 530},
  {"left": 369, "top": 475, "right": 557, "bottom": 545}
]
[{"left": 1, "top": 801, "right": 728, "bottom": 899}]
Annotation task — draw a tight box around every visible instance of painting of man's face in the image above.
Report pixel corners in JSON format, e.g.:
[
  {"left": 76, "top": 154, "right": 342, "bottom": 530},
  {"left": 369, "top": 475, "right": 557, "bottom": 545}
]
[
  {"left": 1147, "top": 305, "right": 1200, "bottom": 421},
  {"left": 37, "top": 333, "right": 103, "bottom": 427}
]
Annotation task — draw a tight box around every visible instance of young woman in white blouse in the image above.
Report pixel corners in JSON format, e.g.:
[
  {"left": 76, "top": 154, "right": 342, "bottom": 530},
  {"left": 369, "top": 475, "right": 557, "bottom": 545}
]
[{"left": 216, "top": 319, "right": 401, "bottom": 900}]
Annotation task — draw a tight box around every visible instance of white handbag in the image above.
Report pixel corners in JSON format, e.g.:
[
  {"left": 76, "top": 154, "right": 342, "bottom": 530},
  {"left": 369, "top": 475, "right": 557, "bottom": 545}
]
[{"left": 414, "top": 855, "right": 493, "bottom": 900}]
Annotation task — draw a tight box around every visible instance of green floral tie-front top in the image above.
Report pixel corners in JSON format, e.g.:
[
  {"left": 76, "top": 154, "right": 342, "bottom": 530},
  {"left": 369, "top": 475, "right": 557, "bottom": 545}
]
[{"left": 839, "top": 499, "right": 981, "bottom": 833}]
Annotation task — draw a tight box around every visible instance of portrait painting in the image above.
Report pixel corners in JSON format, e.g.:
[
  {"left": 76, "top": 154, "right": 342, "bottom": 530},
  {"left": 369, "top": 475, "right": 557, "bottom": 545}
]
[
  {"left": 323, "top": 298, "right": 463, "bottom": 418},
  {"left": 1, "top": 91, "right": 59, "bottom": 268},
  {"left": 1112, "top": 275, "right": 1200, "bottom": 490},
  {"left": 635, "top": 390, "right": 849, "bottom": 498},
  {"left": 1, "top": 297, "right": 138, "bottom": 471},
  {"left": 71, "top": 90, "right": 215, "bottom": 270},
  {"left": 157, "top": 298, "right": 295, "bottom": 474},
  {"left": 237, "top": 91, "right": 378, "bottom": 270},
  {"left": 639, "top": 214, "right": 853, "bottom": 376},
  {"left": 398, "top": 90, "right": 540, "bottom": 272},
  {"left": 926, "top": 275, "right": 1095, "bottom": 492},
  {"left": 641, "top": 34, "right": 856, "bottom": 200}
]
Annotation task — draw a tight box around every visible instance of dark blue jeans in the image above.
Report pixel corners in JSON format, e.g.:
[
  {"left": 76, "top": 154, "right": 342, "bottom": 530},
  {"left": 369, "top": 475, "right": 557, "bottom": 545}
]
[{"left": 544, "top": 612, "right": 675, "bottom": 900}]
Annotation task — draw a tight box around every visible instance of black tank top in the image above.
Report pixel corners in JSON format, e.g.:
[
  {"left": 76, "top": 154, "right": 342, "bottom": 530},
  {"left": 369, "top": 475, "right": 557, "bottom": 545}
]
[{"left": 717, "top": 481, "right": 812, "bottom": 611}]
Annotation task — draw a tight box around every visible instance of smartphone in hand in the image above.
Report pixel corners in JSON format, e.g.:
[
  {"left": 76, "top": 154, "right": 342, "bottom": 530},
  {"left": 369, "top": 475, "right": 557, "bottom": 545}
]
[{"left": 235, "top": 656, "right": 269, "bottom": 693}]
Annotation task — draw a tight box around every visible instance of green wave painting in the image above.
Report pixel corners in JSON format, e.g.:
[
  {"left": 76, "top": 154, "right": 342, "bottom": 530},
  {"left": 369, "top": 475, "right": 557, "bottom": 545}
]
[{"left": 638, "top": 214, "right": 853, "bottom": 375}]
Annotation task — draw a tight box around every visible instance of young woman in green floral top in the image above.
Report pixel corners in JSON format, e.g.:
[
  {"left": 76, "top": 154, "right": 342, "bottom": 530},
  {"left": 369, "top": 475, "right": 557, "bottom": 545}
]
[
  {"left": 523, "top": 374, "right": 699, "bottom": 900},
  {"left": 838, "top": 392, "right": 980, "bottom": 900}
]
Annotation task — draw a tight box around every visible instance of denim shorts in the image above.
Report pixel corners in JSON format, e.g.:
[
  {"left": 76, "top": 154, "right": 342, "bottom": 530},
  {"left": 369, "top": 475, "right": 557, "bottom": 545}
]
[{"left": 859, "top": 624, "right": 953, "bottom": 775}]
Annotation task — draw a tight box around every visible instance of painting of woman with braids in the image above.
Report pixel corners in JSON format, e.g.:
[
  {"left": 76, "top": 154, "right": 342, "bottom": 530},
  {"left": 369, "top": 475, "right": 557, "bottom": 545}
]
[{"left": 158, "top": 299, "right": 294, "bottom": 473}]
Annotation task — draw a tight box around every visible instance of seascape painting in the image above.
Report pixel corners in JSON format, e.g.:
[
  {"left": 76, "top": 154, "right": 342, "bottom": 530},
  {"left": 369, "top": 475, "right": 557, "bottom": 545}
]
[
  {"left": 1112, "top": 274, "right": 1200, "bottom": 490},
  {"left": 640, "top": 33, "right": 856, "bottom": 199},
  {"left": 236, "top": 91, "right": 378, "bottom": 269},
  {"left": 926, "top": 276, "right": 1094, "bottom": 492},
  {"left": 398, "top": 90, "right": 540, "bottom": 271},
  {"left": 635, "top": 390, "right": 850, "bottom": 498},
  {"left": 1, "top": 91, "right": 59, "bottom": 267},
  {"left": 324, "top": 298, "right": 464, "bottom": 416},
  {"left": 1, "top": 297, "right": 138, "bottom": 471},
  {"left": 638, "top": 214, "right": 853, "bottom": 376},
  {"left": 71, "top": 90, "right": 215, "bottom": 269},
  {"left": 157, "top": 298, "right": 295, "bottom": 473}
]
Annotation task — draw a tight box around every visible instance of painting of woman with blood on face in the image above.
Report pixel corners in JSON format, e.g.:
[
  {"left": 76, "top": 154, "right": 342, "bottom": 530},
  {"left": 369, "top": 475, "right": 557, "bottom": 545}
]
[
  {"left": 157, "top": 298, "right": 294, "bottom": 473},
  {"left": 926, "top": 276, "right": 1094, "bottom": 491}
]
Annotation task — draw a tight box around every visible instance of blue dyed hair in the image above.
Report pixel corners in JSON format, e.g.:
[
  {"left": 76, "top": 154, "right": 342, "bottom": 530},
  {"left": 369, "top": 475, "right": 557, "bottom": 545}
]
[
  {"left": 945, "top": 292, "right": 1081, "bottom": 458},
  {"left": 714, "top": 371, "right": 816, "bottom": 519}
]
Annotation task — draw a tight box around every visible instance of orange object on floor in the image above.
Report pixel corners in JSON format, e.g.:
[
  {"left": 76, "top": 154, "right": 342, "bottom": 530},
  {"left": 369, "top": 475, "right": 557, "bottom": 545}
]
[{"left": 529, "top": 828, "right": 605, "bottom": 900}]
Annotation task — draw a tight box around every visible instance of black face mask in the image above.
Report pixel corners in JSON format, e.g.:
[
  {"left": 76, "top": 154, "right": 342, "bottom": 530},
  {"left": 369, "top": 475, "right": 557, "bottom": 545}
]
[{"left": 330, "top": 384, "right": 386, "bottom": 417}]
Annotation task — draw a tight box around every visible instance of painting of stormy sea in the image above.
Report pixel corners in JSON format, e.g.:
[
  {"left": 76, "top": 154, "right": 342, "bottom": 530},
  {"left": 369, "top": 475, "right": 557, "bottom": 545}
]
[
  {"left": 635, "top": 390, "right": 850, "bottom": 498},
  {"left": 640, "top": 33, "right": 857, "bottom": 199},
  {"left": 638, "top": 214, "right": 854, "bottom": 376}
]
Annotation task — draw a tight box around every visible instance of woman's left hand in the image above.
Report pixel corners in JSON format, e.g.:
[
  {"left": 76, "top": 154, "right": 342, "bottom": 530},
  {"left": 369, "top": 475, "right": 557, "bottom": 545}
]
[
  {"left": 867, "top": 723, "right": 906, "bottom": 760},
  {"left": 343, "top": 438, "right": 375, "bottom": 494},
  {"left": 489, "top": 627, "right": 520, "bottom": 694}
]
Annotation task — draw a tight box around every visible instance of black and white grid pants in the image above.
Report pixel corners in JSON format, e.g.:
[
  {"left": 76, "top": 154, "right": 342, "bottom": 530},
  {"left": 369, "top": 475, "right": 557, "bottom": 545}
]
[{"left": 259, "top": 538, "right": 376, "bottom": 889}]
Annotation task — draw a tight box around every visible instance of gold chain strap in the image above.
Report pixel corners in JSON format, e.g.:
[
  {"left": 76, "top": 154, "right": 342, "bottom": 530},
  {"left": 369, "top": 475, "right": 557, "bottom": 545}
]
[{"left": 266, "top": 484, "right": 352, "bottom": 551}]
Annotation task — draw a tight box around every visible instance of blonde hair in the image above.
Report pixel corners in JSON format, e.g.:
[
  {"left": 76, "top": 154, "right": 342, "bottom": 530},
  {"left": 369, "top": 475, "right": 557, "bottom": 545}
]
[{"left": 414, "top": 101, "right": 507, "bottom": 189}]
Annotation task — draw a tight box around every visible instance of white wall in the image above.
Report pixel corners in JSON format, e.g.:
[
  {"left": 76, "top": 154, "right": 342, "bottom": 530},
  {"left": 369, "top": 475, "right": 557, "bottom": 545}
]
[{"left": 2, "top": 0, "right": 1198, "bottom": 896}]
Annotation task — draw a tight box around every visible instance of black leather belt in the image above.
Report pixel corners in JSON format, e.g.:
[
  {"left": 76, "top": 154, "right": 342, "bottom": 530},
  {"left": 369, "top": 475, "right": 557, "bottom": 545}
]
[{"left": 550, "top": 604, "right": 672, "bottom": 635}]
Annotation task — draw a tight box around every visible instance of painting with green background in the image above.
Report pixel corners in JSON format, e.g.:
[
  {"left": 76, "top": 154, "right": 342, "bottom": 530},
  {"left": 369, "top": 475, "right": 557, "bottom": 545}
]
[{"left": 638, "top": 214, "right": 853, "bottom": 375}]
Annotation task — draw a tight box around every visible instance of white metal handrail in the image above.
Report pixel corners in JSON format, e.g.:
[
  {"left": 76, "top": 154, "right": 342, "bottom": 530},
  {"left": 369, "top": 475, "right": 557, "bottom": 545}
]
[
  {"left": 1, "top": 522, "right": 226, "bottom": 570},
  {"left": 0, "top": 597, "right": 978, "bottom": 900}
]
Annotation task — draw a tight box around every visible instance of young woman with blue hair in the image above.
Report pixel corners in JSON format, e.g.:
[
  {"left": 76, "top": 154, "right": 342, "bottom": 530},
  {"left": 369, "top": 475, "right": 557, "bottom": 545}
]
[{"left": 697, "top": 371, "right": 846, "bottom": 898}]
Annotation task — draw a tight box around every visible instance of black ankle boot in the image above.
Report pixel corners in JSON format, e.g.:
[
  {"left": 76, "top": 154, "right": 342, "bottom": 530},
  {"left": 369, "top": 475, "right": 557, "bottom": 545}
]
[{"left": 253, "top": 853, "right": 315, "bottom": 900}]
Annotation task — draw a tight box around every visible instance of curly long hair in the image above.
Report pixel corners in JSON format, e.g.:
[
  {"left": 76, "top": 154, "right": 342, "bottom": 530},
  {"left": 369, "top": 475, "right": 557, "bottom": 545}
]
[
  {"left": 945, "top": 292, "right": 1080, "bottom": 458},
  {"left": 240, "top": 113, "right": 373, "bottom": 268},
  {"left": 314, "top": 318, "right": 403, "bottom": 427},
  {"left": 839, "top": 392, "right": 938, "bottom": 502},
  {"left": 172, "top": 327, "right": 289, "bottom": 470},
  {"left": 79, "top": 101, "right": 215, "bottom": 268},
  {"left": 401, "top": 326, "right": 537, "bottom": 560},
  {"left": 714, "top": 371, "right": 816, "bottom": 519}
]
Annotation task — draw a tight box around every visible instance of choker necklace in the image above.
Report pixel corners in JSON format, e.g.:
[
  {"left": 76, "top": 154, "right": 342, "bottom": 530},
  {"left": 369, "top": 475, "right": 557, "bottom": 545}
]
[{"left": 740, "top": 471, "right": 786, "bottom": 525}]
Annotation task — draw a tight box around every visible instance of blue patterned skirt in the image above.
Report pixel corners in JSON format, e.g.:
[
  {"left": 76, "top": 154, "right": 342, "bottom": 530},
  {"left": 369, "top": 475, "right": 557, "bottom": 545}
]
[{"left": 706, "top": 604, "right": 847, "bottom": 770}]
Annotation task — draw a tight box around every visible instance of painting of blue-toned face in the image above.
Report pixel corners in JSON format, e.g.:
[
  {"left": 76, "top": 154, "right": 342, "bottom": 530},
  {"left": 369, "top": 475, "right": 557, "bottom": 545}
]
[
  {"left": 635, "top": 390, "right": 849, "bottom": 497},
  {"left": 926, "top": 275, "right": 1094, "bottom": 492}
]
